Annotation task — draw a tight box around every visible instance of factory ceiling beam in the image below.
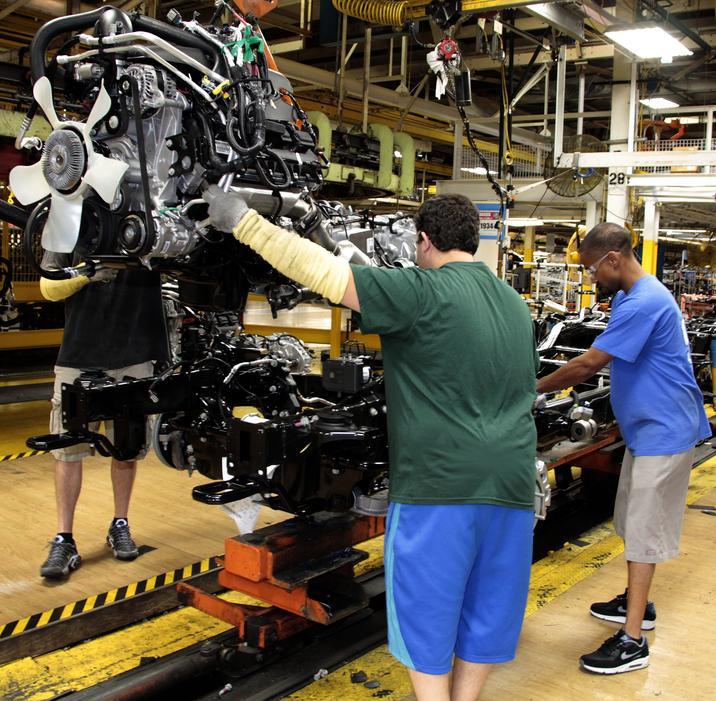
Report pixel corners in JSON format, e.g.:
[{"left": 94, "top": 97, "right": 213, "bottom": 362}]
[
  {"left": 344, "top": 41, "right": 616, "bottom": 81},
  {"left": 275, "top": 56, "right": 550, "bottom": 147},
  {"left": 0, "top": 0, "right": 32, "bottom": 23},
  {"left": 522, "top": 2, "right": 584, "bottom": 41},
  {"left": 464, "top": 42, "right": 614, "bottom": 71}
]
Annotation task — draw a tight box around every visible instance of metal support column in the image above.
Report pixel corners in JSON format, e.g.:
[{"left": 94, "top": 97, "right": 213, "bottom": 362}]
[
  {"left": 585, "top": 199, "right": 598, "bottom": 230},
  {"left": 362, "top": 25, "right": 372, "bottom": 133},
  {"left": 523, "top": 226, "right": 535, "bottom": 263},
  {"left": 337, "top": 12, "right": 348, "bottom": 126},
  {"left": 576, "top": 63, "right": 585, "bottom": 136},
  {"left": 553, "top": 45, "right": 566, "bottom": 167},
  {"left": 705, "top": 110, "right": 713, "bottom": 174},
  {"left": 452, "top": 120, "right": 464, "bottom": 180},
  {"left": 642, "top": 199, "right": 660, "bottom": 277}
]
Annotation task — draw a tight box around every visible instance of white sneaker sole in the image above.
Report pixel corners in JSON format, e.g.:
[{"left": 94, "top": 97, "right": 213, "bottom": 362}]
[
  {"left": 590, "top": 610, "right": 656, "bottom": 631},
  {"left": 581, "top": 655, "right": 649, "bottom": 674}
]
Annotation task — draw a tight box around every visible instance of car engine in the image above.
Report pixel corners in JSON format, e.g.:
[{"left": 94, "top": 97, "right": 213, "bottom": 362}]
[{"left": 10, "top": 4, "right": 377, "bottom": 315}]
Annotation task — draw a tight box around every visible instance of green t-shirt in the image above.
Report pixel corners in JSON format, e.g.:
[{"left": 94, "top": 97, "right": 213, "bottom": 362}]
[{"left": 352, "top": 261, "right": 538, "bottom": 509}]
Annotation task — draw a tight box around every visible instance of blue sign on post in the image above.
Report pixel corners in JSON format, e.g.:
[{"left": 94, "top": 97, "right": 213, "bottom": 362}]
[{"left": 475, "top": 203, "right": 505, "bottom": 242}]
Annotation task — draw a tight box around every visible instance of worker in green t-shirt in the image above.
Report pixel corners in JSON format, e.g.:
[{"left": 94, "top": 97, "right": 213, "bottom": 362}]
[{"left": 205, "top": 188, "right": 538, "bottom": 701}]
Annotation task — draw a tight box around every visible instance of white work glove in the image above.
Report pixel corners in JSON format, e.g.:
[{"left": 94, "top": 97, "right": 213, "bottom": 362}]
[
  {"left": 203, "top": 184, "right": 250, "bottom": 234},
  {"left": 88, "top": 268, "right": 118, "bottom": 284},
  {"left": 533, "top": 393, "right": 548, "bottom": 412}
]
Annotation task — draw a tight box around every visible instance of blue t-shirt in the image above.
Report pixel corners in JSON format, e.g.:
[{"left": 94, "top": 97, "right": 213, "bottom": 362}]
[{"left": 592, "top": 275, "right": 710, "bottom": 457}]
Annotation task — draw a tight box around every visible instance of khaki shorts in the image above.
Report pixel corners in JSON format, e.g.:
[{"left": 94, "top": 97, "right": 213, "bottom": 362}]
[
  {"left": 50, "top": 362, "right": 155, "bottom": 462},
  {"left": 614, "top": 447, "right": 694, "bottom": 564}
]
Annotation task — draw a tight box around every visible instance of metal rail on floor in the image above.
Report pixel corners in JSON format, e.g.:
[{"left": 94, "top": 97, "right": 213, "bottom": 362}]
[{"left": 0, "top": 556, "right": 223, "bottom": 666}]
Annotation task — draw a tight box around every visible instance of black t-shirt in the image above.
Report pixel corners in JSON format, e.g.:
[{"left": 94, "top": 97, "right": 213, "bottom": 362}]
[{"left": 42, "top": 252, "right": 169, "bottom": 370}]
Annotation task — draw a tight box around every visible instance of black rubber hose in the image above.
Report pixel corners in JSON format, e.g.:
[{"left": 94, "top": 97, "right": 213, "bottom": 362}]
[
  {"left": 194, "top": 109, "right": 236, "bottom": 173},
  {"left": 132, "top": 15, "right": 220, "bottom": 73},
  {"left": 30, "top": 6, "right": 123, "bottom": 81},
  {"left": 226, "top": 83, "right": 266, "bottom": 157},
  {"left": 0, "top": 200, "right": 29, "bottom": 229}
]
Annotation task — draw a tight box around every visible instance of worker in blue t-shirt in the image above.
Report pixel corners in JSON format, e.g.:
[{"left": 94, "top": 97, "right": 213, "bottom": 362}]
[
  {"left": 204, "top": 187, "right": 539, "bottom": 701},
  {"left": 537, "top": 222, "right": 710, "bottom": 676}
]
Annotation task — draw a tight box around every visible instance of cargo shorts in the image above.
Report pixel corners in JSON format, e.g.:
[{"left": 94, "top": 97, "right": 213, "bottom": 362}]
[{"left": 614, "top": 447, "right": 695, "bottom": 563}]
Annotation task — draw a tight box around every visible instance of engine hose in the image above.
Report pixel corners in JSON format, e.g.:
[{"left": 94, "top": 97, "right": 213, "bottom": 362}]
[
  {"left": 255, "top": 149, "right": 293, "bottom": 189},
  {"left": 23, "top": 199, "right": 95, "bottom": 280},
  {"left": 17, "top": 36, "right": 81, "bottom": 149},
  {"left": 226, "top": 98, "right": 266, "bottom": 158},
  {"left": 331, "top": 0, "right": 407, "bottom": 27},
  {"left": 132, "top": 15, "right": 220, "bottom": 73},
  {"left": 237, "top": 82, "right": 267, "bottom": 156},
  {"left": 194, "top": 109, "right": 236, "bottom": 173},
  {"left": 30, "top": 6, "right": 130, "bottom": 81},
  {"left": 0, "top": 200, "right": 29, "bottom": 229}
]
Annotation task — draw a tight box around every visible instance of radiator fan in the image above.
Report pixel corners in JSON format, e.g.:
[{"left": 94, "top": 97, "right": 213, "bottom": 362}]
[
  {"left": 9, "top": 77, "right": 128, "bottom": 253},
  {"left": 545, "top": 134, "right": 606, "bottom": 198}
]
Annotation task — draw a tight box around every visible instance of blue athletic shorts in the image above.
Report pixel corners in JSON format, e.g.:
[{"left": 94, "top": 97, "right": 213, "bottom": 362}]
[{"left": 384, "top": 502, "right": 533, "bottom": 675}]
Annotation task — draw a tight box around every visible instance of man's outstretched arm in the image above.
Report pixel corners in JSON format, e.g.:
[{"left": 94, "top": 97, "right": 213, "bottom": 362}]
[
  {"left": 205, "top": 186, "right": 361, "bottom": 311},
  {"left": 536, "top": 346, "right": 612, "bottom": 394}
]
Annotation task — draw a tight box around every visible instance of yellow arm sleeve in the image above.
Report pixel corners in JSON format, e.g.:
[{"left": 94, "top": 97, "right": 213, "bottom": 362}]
[
  {"left": 233, "top": 210, "right": 351, "bottom": 305},
  {"left": 40, "top": 275, "right": 90, "bottom": 302}
]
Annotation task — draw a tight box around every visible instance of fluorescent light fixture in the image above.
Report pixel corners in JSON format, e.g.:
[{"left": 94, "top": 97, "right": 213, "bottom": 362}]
[
  {"left": 394, "top": 150, "right": 402, "bottom": 158},
  {"left": 660, "top": 236, "right": 708, "bottom": 245},
  {"left": 640, "top": 97, "right": 680, "bottom": 110},
  {"left": 605, "top": 25, "right": 693, "bottom": 61},
  {"left": 630, "top": 175, "right": 716, "bottom": 187},
  {"left": 506, "top": 218, "right": 544, "bottom": 227},
  {"left": 651, "top": 196, "right": 716, "bottom": 203},
  {"left": 461, "top": 166, "right": 497, "bottom": 175},
  {"left": 664, "top": 115, "right": 700, "bottom": 124}
]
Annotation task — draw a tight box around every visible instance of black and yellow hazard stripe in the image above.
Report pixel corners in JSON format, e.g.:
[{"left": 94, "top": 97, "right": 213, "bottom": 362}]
[
  {"left": 0, "top": 555, "right": 221, "bottom": 640},
  {"left": 0, "top": 449, "right": 46, "bottom": 462}
]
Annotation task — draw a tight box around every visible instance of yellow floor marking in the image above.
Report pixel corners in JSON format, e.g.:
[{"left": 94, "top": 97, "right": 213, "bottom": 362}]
[
  {"left": 83, "top": 595, "right": 97, "bottom": 613},
  {"left": 103, "top": 590, "right": 117, "bottom": 606},
  {"left": 124, "top": 582, "right": 137, "bottom": 598},
  {"left": 10, "top": 617, "right": 30, "bottom": 636},
  {"left": 58, "top": 603, "right": 75, "bottom": 621},
  {"left": 36, "top": 610, "right": 52, "bottom": 628},
  {"left": 145, "top": 576, "right": 157, "bottom": 591}
]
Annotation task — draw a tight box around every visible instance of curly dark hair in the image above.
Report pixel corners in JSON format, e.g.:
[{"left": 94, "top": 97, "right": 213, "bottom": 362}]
[
  {"left": 581, "top": 222, "right": 634, "bottom": 258},
  {"left": 414, "top": 194, "right": 480, "bottom": 254}
]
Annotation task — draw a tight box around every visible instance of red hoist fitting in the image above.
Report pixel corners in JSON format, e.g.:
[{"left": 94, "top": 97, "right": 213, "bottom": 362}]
[{"left": 437, "top": 37, "right": 460, "bottom": 61}]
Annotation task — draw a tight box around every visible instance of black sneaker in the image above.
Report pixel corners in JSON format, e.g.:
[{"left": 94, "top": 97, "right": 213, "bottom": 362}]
[
  {"left": 40, "top": 537, "right": 82, "bottom": 579},
  {"left": 590, "top": 589, "right": 656, "bottom": 630},
  {"left": 107, "top": 519, "right": 139, "bottom": 560},
  {"left": 580, "top": 629, "right": 649, "bottom": 674}
]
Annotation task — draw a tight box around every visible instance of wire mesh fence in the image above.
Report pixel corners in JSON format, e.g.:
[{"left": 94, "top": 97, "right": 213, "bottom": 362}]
[
  {"left": 2, "top": 225, "right": 41, "bottom": 283},
  {"left": 461, "top": 144, "right": 545, "bottom": 179}
]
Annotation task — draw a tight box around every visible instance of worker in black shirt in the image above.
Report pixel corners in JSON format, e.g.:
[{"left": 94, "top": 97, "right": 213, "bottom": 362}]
[{"left": 38, "top": 252, "right": 168, "bottom": 580}]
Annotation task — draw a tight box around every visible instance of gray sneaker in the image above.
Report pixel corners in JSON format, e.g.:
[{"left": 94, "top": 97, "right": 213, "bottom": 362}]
[
  {"left": 107, "top": 519, "right": 139, "bottom": 560},
  {"left": 40, "top": 537, "right": 82, "bottom": 579}
]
